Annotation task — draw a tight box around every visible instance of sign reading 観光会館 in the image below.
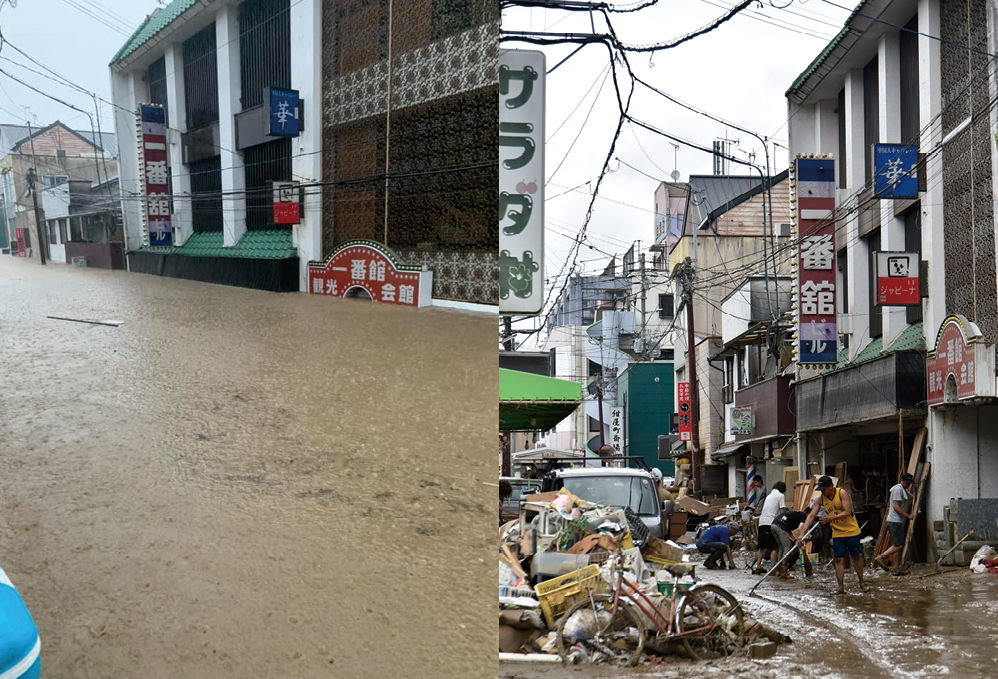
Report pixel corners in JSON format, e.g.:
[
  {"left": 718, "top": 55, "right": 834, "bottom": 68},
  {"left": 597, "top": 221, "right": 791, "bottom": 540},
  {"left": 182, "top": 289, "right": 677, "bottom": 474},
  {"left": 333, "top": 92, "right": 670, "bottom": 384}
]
[
  {"left": 794, "top": 156, "right": 837, "bottom": 364},
  {"left": 926, "top": 315, "right": 997, "bottom": 405},
  {"left": 677, "top": 382, "right": 691, "bottom": 442},
  {"left": 874, "top": 251, "right": 920, "bottom": 306},
  {"left": 499, "top": 49, "right": 544, "bottom": 315},
  {"left": 139, "top": 104, "right": 172, "bottom": 248},
  {"left": 307, "top": 241, "right": 433, "bottom": 308}
]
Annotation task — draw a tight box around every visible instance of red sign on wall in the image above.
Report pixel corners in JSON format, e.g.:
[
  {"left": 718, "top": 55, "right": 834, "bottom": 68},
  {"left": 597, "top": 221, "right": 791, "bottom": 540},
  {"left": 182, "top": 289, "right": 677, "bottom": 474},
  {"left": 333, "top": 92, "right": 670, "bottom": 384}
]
[
  {"left": 677, "top": 381, "right": 691, "bottom": 442},
  {"left": 139, "top": 104, "right": 172, "bottom": 247},
  {"left": 927, "top": 316, "right": 980, "bottom": 405},
  {"left": 308, "top": 241, "right": 433, "bottom": 307},
  {"left": 875, "top": 251, "right": 920, "bottom": 306},
  {"left": 272, "top": 181, "right": 300, "bottom": 225}
]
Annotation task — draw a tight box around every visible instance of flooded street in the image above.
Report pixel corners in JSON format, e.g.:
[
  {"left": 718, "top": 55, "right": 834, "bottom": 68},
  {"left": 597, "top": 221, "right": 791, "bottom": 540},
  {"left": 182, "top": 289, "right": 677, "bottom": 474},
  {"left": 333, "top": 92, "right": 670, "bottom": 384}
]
[
  {"left": 0, "top": 257, "right": 494, "bottom": 679},
  {"left": 501, "top": 554, "right": 998, "bottom": 679}
]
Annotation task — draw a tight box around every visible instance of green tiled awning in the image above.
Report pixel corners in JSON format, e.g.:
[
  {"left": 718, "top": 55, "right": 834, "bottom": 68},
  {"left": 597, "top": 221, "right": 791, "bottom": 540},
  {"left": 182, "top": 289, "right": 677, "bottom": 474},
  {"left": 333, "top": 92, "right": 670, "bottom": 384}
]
[
  {"left": 141, "top": 230, "right": 297, "bottom": 259},
  {"left": 111, "top": 0, "right": 199, "bottom": 64},
  {"left": 500, "top": 368, "right": 582, "bottom": 432}
]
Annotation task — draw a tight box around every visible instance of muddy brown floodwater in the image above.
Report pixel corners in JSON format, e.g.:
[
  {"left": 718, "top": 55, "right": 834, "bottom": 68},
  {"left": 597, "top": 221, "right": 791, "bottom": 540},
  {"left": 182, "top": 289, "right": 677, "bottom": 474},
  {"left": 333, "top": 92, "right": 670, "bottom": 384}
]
[
  {"left": 502, "top": 552, "right": 998, "bottom": 679},
  {"left": 0, "top": 257, "right": 495, "bottom": 679}
]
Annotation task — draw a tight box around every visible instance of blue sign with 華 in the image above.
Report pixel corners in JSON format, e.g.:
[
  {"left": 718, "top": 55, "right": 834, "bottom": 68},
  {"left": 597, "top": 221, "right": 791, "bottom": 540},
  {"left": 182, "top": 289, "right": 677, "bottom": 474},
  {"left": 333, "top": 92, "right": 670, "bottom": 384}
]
[
  {"left": 267, "top": 87, "right": 300, "bottom": 137},
  {"left": 874, "top": 144, "right": 918, "bottom": 198}
]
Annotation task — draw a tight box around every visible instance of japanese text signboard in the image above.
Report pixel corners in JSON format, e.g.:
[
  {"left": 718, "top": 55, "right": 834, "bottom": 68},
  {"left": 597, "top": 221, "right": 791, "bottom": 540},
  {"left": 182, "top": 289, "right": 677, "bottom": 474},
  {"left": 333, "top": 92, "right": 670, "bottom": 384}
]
[
  {"left": 677, "top": 382, "right": 691, "bottom": 442},
  {"left": 875, "top": 251, "right": 920, "bottom": 306},
  {"left": 272, "top": 181, "right": 300, "bottom": 225},
  {"left": 609, "top": 406, "right": 623, "bottom": 455},
  {"left": 140, "top": 104, "right": 172, "bottom": 248},
  {"left": 267, "top": 87, "right": 300, "bottom": 137},
  {"left": 873, "top": 144, "right": 918, "bottom": 199},
  {"left": 730, "top": 406, "right": 753, "bottom": 435},
  {"left": 794, "top": 156, "right": 837, "bottom": 364},
  {"left": 307, "top": 241, "right": 433, "bottom": 308},
  {"left": 499, "top": 49, "right": 544, "bottom": 315},
  {"left": 926, "top": 314, "right": 996, "bottom": 405}
]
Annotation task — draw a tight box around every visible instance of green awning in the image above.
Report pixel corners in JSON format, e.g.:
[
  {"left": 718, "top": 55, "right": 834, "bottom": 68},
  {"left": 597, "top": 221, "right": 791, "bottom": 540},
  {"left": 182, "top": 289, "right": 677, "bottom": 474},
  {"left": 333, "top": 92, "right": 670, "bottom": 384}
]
[{"left": 499, "top": 368, "right": 582, "bottom": 432}]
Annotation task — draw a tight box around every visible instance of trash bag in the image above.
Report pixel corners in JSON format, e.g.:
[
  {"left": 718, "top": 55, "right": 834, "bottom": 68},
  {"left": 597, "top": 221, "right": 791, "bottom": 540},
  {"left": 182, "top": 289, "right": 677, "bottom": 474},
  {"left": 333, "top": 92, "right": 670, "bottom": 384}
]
[
  {"left": 970, "top": 545, "right": 996, "bottom": 574},
  {"left": 562, "top": 608, "right": 613, "bottom": 642}
]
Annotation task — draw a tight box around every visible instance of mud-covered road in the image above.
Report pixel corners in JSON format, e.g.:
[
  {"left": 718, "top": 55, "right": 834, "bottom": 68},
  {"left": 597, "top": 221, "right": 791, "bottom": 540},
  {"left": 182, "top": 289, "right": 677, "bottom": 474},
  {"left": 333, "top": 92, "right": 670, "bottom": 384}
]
[
  {"left": 502, "top": 551, "right": 998, "bottom": 679},
  {"left": 0, "top": 257, "right": 495, "bottom": 679}
]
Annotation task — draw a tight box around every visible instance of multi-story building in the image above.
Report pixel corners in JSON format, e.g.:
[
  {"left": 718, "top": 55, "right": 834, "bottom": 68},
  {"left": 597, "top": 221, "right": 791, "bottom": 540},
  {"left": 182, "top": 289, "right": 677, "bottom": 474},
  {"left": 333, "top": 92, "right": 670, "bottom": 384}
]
[
  {"left": 109, "top": 0, "right": 497, "bottom": 304},
  {"left": 0, "top": 122, "right": 117, "bottom": 259},
  {"left": 786, "top": 0, "right": 998, "bottom": 563}
]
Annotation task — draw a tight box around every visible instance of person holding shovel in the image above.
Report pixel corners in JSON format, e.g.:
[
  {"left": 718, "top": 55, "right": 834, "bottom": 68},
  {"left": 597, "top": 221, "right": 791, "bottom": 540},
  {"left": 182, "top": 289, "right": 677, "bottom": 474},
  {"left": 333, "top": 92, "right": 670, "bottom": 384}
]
[
  {"left": 770, "top": 509, "right": 808, "bottom": 579},
  {"left": 873, "top": 473, "right": 915, "bottom": 571},
  {"left": 802, "top": 476, "right": 868, "bottom": 594}
]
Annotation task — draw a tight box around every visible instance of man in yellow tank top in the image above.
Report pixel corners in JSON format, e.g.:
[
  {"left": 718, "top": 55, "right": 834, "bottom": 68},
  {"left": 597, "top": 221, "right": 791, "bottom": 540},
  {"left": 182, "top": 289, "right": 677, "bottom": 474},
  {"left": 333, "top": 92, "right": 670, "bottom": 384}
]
[{"left": 801, "top": 476, "right": 868, "bottom": 594}]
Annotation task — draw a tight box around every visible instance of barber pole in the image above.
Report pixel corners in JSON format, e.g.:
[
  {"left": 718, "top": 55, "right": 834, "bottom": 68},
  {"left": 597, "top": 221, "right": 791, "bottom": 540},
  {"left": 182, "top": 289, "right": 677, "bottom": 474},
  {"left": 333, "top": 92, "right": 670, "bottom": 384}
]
[{"left": 747, "top": 456, "right": 757, "bottom": 507}]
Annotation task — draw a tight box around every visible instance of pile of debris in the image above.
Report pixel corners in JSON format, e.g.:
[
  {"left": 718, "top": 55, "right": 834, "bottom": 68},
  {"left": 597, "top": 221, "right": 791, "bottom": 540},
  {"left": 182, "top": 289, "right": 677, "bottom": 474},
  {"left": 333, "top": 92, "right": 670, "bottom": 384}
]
[{"left": 499, "top": 488, "right": 786, "bottom": 665}]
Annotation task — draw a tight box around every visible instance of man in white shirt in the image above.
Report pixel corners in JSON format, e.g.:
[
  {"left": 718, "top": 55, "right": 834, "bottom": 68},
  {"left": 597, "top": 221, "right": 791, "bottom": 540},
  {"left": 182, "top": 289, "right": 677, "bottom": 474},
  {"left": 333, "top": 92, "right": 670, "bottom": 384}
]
[
  {"left": 873, "top": 473, "right": 915, "bottom": 570},
  {"left": 753, "top": 481, "right": 787, "bottom": 574}
]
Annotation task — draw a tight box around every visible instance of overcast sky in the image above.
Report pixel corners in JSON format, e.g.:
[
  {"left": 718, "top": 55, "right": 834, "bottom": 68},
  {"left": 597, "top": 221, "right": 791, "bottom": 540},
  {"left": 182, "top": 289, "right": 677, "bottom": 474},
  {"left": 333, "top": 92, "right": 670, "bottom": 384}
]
[
  {"left": 0, "top": 0, "right": 158, "bottom": 128},
  {"left": 502, "top": 1, "right": 854, "bottom": 337}
]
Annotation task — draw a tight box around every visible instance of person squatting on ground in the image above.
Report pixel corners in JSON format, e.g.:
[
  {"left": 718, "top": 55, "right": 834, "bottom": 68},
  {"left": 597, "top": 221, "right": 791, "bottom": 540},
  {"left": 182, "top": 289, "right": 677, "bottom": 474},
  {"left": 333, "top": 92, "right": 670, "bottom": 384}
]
[
  {"left": 802, "top": 476, "right": 868, "bottom": 594},
  {"left": 874, "top": 473, "right": 915, "bottom": 571},
  {"left": 769, "top": 509, "right": 808, "bottom": 579},
  {"left": 696, "top": 523, "right": 740, "bottom": 570},
  {"left": 753, "top": 481, "right": 787, "bottom": 575}
]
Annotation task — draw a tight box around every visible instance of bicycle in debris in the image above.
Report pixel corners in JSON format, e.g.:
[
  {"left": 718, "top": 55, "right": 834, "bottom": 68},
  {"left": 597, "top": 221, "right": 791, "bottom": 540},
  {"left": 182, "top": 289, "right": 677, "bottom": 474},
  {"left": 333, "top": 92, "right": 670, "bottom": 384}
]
[{"left": 554, "top": 553, "right": 744, "bottom": 666}]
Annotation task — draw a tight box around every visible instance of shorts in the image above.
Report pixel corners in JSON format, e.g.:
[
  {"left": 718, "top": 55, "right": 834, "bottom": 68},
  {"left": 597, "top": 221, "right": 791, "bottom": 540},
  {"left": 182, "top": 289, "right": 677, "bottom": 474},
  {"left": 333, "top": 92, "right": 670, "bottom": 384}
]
[
  {"left": 832, "top": 534, "right": 863, "bottom": 558},
  {"left": 888, "top": 521, "right": 906, "bottom": 547},
  {"left": 757, "top": 525, "right": 776, "bottom": 552},
  {"left": 770, "top": 524, "right": 797, "bottom": 563}
]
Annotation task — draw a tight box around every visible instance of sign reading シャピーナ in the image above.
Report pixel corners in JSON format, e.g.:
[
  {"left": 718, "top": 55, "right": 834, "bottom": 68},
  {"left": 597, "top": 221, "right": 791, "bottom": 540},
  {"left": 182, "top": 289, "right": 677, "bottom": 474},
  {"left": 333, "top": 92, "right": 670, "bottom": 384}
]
[
  {"left": 793, "top": 156, "right": 838, "bottom": 365},
  {"left": 873, "top": 144, "right": 918, "bottom": 199},
  {"left": 307, "top": 241, "right": 433, "bottom": 308},
  {"left": 272, "top": 181, "right": 300, "bottom": 225},
  {"left": 874, "top": 251, "right": 920, "bottom": 306},
  {"left": 267, "top": 87, "right": 300, "bottom": 137},
  {"left": 499, "top": 49, "right": 544, "bottom": 315}
]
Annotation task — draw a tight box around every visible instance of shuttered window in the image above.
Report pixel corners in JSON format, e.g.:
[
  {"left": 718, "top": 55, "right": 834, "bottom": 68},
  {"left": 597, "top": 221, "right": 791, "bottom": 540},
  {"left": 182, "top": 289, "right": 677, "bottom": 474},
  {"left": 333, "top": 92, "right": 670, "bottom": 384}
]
[
  {"left": 863, "top": 56, "right": 879, "bottom": 184},
  {"left": 239, "top": 0, "right": 291, "bottom": 111},
  {"left": 183, "top": 24, "right": 219, "bottom": 131},
  {"left": 899, "top": 15, "right": 920, "bottom": 146},
  {"left": 244, "top": 138, "right": 293, "bottom": 230}
]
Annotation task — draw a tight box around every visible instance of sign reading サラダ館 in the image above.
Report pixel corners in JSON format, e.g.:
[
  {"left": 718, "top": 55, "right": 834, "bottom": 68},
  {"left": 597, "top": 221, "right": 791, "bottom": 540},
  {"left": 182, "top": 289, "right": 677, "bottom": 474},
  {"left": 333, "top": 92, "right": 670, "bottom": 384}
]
[
  {"left": 609, "top": 406, "right": 623, "bottom": 455},
  {"left": 307, "top": 241, "right": 433, "bottom": 308},
  {"left": 926, "top": 314, "right": 996, "bottom": 406},
  {"left": 794, "top": 156, "right": 837, "bottom": 364},
  {"left": 873, "top": 144, "right": 918, "bottom": 199},
  {"left": 875, "top": 251, "right": 920, "bottom": 306},
  {"left": 139, "top": 104, "right": 172, "bottom": 248},
  {"left": 677, "top": 382, "right": 691, "bottom": 442},
  {"left": 267, "top": 87, "right": 300, "bottom": 137},
  {"left": 499, "top": 49, "right": 544, "bottom": 315}
]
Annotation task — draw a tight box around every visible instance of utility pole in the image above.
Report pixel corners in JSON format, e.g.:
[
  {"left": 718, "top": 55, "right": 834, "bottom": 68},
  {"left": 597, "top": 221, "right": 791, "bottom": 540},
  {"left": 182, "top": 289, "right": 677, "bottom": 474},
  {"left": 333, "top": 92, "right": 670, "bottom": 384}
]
[
  {"left": 25, "top": 168, "right": 46, "bottom": 265},
  {"left": 680, "top": 257, "right": 701, "bottom": 497},
  {"left": 639, "top": 252, "right": 647, "bottom": 358}
]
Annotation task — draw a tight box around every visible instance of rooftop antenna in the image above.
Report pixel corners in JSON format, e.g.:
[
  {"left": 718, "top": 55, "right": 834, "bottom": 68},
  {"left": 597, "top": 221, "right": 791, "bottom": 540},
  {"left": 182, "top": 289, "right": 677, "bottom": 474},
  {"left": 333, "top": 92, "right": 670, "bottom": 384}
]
[{"left": 670, "top": 143, "right": 680, "bottom": 182}]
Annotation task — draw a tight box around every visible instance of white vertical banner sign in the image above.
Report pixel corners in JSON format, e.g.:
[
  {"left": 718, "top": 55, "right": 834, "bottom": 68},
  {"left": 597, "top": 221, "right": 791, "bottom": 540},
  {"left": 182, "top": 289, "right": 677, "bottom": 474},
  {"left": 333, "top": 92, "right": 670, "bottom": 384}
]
[
  {"left": 499, "top": 49, "right": 545, "bottom": 315},
  {"left": 609, "top": 406, "right": 623, "bottom": 455}
]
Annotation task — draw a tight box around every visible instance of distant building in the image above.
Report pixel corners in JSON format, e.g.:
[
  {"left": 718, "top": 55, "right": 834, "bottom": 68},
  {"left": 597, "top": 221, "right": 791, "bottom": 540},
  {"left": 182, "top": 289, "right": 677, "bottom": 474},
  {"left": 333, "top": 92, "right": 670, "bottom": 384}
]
[{"left": 41, "top": 175, "right": 124, "bottom": 268}]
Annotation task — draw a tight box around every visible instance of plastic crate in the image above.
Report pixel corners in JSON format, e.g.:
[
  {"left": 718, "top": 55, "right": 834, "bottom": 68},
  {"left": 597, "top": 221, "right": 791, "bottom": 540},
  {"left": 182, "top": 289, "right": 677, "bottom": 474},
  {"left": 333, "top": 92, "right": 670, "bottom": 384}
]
[{"left": 535, "top": 565, "right": 607, "bottom": 628}]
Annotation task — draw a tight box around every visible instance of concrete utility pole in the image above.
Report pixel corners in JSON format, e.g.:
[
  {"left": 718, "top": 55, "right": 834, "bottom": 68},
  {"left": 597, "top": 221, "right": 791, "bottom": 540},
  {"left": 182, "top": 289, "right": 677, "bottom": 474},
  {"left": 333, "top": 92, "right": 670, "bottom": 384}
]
[
  {"left": 639, "top": 252, "right": 647, "bottom": 356},
  {"left": 679, "top": 257, "right": 701, "bottom": 497},
  {"left": 25, "top": 168, "right": 46, "bottom": 265}
]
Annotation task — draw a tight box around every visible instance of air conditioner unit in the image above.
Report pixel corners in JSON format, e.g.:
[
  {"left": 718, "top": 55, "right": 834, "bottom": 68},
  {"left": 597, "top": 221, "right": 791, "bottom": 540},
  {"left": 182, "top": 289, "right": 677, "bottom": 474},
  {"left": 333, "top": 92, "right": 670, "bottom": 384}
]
[
  {"left": 658, "top": 435, "right": 670, "bottom": 461},
  {"left": 779, "top": 223, "right": 793, "bottom": 237}
]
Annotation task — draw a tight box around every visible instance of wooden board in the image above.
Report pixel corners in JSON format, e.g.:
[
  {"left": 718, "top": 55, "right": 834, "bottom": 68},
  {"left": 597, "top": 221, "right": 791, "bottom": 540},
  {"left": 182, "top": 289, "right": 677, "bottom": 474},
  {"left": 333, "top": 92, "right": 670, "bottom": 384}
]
[
  {"left": 782, "top": 467, "right": 799, "bottom": 507},
  {"left": 893, "top": 461, "right": 930, "bottom": 575},
  {"left": 875, "top": 427, "right": 927, "bottom": 561},
  {"left": 834, "top": 462, "right": 848, "bottom": 487}
]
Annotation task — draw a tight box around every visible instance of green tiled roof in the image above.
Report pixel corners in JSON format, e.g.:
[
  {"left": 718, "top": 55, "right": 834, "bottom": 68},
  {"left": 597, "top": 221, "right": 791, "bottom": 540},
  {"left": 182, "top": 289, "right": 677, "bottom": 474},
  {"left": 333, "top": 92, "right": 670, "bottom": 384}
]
[
  {"left": 886, "top": 321, "right": 925, "bottom": 353},
  {"left": 141, "top": 229, "right": 296, "bottom": 259},
  {"left": 110, "top": 0, "right": 199, "bottom": 64},
  {"left": 786, "top": 0, "right": 870, "bottom": 98},
  {"left": 821, "top": 321, "right": 924, "bottom": 374}
]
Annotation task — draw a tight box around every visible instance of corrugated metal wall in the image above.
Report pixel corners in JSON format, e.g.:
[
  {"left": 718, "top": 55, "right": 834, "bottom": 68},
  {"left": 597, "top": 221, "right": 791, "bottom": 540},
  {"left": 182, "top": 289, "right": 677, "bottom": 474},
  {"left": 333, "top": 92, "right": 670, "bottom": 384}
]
[
  {"left": 183, "top": 24, "right": 220, "bottom": 131},
  {"left": 239, "top": 0, "right": 291, "bottom": 111}
]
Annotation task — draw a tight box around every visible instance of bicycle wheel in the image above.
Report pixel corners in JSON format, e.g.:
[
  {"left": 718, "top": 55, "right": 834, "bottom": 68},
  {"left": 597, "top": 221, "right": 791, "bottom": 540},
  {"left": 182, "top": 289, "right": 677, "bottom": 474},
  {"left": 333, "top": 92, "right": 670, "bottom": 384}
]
[
  {"left": 555, "top": 594, "right": 646, "bottom": 667},
  {"left": 674, "top": 584, "right": 744, "bottom": 646}
]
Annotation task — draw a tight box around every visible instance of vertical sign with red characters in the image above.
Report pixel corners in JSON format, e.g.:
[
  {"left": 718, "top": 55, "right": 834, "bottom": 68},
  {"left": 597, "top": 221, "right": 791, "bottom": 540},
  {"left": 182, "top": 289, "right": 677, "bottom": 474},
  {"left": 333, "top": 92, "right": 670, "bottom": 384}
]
[
  {"left": 677, "top": 382, "right": 691, "bottom": 442},
  {"left": 308, "top": 240, "right": 433, "bottom": 308},
  {"left": 140, "top": 104, "right": 172, "bottom": 248},
  {"left": 794, "top": 156, "right": 837, "bottom": 364}
]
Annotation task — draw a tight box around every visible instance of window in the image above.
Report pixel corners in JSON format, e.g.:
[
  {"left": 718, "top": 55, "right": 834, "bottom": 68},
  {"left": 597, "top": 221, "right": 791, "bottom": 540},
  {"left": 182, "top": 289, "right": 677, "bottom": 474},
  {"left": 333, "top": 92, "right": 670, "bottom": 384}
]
[
  {"left": 239, "top": 0, "right": 291, "bottom": 111},
  {"left": 42, "top": 175, "right": 68, "bottom": 188},
  {"left": 905, "top": 209, "right": 923, "bottom": 324},
  {"left": 189, "top": 156, "right": 223, "bottom": 233},
  {"left": 837, "top": 247, "right": 849, "bottom": 314},
  {"left": 70, "top": 217, "right": 83, "bottom": 242},
  {"left": 867, "top": 229, "right": 882, "bottom": 338},
  {"left": 837, "top": 88, "right": 847, "bottom": 188},
  {"left": 58, "top": 218, "right": 67, "bottom": 244},
  {"left": 183, "top": 24, "right": 219, "bottom": 130},
  {"left": 56, "top": 150, "right": 67, "bottom": 168},
  {"left": 561, "top": 475, "right": 658, "bottom": 517},
  {"left": 47, "top": 220, "right": 58, "bottom": 245},
  {"left": 148, "top": 57, "right": 169, "bottom": 125},
  {"left": 658, "top": 293, "right": 674, "bottom": 319},
  {"left": 243, "top": 138, "right": 292, "bottom": 230},
  {"left": 863, "top": 57, "right": 879, "bottom": 184},
  {"left": 899, "top": 15, "right": 920, "bottom": 146}
]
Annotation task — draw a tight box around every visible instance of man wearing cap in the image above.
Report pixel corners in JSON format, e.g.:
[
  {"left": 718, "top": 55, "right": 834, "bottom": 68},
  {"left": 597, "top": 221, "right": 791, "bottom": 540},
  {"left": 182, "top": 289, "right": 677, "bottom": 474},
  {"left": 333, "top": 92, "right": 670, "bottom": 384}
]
[
  {"left": 873, "top": 473, "right": 915, "bottom": 571},
  {"left": 696, "top": 523, "right": 740, "bottom": 570},
  {"left": 801, "top": 476, "right": 867, "bottom": 594}
]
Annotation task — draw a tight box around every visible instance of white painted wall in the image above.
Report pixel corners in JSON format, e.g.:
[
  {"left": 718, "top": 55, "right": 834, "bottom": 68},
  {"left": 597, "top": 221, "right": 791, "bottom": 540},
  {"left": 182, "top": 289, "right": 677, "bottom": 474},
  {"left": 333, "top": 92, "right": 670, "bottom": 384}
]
[
  {"left": 165, "top": 42, "right": 192, "bottom": 247},
  {"left": 216, "top": 6, "right": 246, "bottom": 248},
  {"left": 110, "top": 69, "right": 144, "bottom": 262}
]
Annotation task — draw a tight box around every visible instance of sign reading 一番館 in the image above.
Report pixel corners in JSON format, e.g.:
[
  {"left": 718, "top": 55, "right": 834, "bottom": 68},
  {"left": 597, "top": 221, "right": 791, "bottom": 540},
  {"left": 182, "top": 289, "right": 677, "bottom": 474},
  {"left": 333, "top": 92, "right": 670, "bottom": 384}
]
[
  {"left": 794, "top": 156, "right": 837, "bottom": 365},
  {"left": 730, "top": 406, "right": 753, "bottom": 435},
  {"left": 499, "top": 49, "right": 544, "bottom": 315},
  {"left": 307, "top": 241, "right": 433, "bottom": 307},
  {"left": 874, "top": 144, "right": 918, "bottom": 199},
  {"left": 139, "top": 104, "right": 172, "bottom": 248},
  {"left": 267, "top": 87, "right": 300, "bottom": 137},
  {"left": 677, "top": 382, "right": 691, "bottom": 442},
  {"left": 272, "top": 181, "right": 300, "bottom": 225},
  {"left": 926, "top": 314, "right": 997, "bottom": 405},
  {"left": 875, "top": 251, "right": 920, "bottom": 306},
  {"left": 609, "top": 406, "right": 623, "bottom": 455}
]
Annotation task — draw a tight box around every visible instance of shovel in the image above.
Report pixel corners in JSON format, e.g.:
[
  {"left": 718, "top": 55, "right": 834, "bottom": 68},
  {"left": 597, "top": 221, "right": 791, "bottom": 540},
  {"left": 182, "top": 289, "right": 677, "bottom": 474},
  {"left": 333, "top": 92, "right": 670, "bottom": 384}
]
[{"left": 933, "top": 529, "right": 974, "bottom": 573}]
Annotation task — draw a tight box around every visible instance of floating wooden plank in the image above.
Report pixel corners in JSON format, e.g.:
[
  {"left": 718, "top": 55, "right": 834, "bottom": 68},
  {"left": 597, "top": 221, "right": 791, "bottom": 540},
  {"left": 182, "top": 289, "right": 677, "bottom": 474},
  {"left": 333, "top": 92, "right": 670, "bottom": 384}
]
[{"left": 47, "top": 316, "right": 123, "bottom": 327}]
